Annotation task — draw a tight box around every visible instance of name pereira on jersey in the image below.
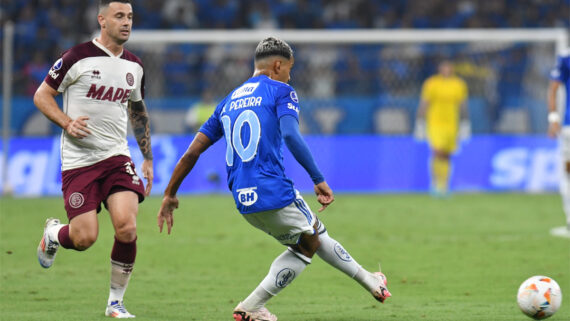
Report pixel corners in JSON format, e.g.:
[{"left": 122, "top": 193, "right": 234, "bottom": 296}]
[
  {"left": 85, "top": 84, "right": 132, "bottom": 103},
  {"left": 222, "top": 96, "right": 263, "bottom": 113}
]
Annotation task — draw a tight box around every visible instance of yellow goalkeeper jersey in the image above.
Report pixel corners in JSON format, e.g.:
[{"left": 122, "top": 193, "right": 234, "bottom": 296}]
[{"left": 421, "top": 74, "right": 468, "bottom": 130}]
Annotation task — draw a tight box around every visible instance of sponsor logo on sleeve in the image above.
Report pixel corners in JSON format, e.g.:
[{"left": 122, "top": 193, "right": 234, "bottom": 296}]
[
  {"left": 48, "top": 58, "right": 63, "bottom": 79},
  {"left": 287, "top": 103, "right": 299, "bottom": 114},
  {"left": 290, "top": 90, "right": 299, "bottom": 103}
]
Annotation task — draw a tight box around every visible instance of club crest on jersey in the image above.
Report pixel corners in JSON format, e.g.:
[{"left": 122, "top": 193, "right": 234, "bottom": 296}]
[
  {"left": 290, "top": 90, "right": 299, "bottom": 103},
  {"left": 237, "top": 187, "right": 258, "bottom": 206},
  {"left": 48, "top": 58, "right": 63, "bottom": 79},
  {"left": 69, "top": 192, "right": 85, "bottom": 209},
  {"left": 231, "top": 82, "right": 259, "bottom": 99},
  {"left": 126, "top": 72, "right": 134, "bottom": 86}
]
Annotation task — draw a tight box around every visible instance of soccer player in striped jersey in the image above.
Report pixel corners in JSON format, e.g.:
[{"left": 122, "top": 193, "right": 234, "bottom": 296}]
[
  {"left": 34, "top": 0, "right": 153, "bottom": 318},
  {"left": 548, "top": 48, "right": 570, "bottom": 238},
  {"left": 158, "top": 37, "right": 391, "bottom": 321}
]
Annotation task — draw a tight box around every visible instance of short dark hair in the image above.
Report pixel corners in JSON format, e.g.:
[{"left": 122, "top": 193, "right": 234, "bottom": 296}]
[
  {"left": 254, "top": 37, "right": 293, "bottom": 61},
  {"left": 99, "top": 0, "right": 131, "bottom": 9}
]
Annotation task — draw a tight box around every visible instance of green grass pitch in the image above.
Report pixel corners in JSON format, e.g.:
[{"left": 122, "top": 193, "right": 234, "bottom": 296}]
[{"left": 1, "top": 193, "right": 569, "bottom": 320}]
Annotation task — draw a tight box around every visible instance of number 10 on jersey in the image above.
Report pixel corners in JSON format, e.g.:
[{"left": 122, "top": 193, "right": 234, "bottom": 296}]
[{"left": 221, "top": 110, "right": 261, "bottom": 166}]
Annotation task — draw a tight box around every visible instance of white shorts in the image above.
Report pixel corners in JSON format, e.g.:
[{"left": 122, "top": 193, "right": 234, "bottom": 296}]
[
  {"left": 560, "top": 127, "right": 570, "bottom": 162},
  {"left": 243, "top": 191, "right": 317, "bottom": 245}
]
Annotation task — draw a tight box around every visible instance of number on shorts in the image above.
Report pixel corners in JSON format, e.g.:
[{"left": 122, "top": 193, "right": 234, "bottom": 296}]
[{"left": 124, "top": 162, "right": 135, "bottom": 175}]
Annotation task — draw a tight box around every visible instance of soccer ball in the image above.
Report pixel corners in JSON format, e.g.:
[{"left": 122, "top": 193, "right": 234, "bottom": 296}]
[{"left": 517, "top": 276, "right": 562, "bottom": 320}]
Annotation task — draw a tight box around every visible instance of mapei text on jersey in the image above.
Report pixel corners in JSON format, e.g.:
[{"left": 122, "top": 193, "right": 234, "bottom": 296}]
[{"left": 86, "top": 84, "right": 132, "bottom": 103}]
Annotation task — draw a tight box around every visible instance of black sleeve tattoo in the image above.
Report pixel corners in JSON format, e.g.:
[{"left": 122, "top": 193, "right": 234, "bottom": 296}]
[{"left": 128, "top": 100, "right": 153, "bottom": 160}]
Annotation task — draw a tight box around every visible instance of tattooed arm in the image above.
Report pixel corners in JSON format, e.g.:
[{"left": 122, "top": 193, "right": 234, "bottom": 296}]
[{"left": 128, "top": 100, "right": 153, "bottom": 195}]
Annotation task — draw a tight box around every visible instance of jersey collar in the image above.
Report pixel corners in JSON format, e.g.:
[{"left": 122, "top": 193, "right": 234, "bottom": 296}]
[
  {"left": 254, "top": 74, "right": 288, "bottom": 85},
  {"left": 92, "top": 38, "right": 124, "bottom": 58}
]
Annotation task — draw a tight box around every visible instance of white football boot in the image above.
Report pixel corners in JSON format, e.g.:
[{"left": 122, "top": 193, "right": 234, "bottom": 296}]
[
  {"left": 37, "top": 218, "right": 61, "bottom": 268},
  {"left": 105, "top": 300, "right": 135, "bottom": 318},
  {"left": 233, "top": 302, "right": 277, "bottom": 321}
]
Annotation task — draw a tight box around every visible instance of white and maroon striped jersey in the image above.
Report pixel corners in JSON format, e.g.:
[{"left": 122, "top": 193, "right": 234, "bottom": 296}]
[{"left": 45, "top": 39, "right": 145, "bottom": 171}]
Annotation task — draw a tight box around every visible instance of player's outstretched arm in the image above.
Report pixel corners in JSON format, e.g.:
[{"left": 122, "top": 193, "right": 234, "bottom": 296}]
[
  {"left": 547, "top": 80, "right": 562, "bottom": 138},
  {"left": 280, "top": 115, "right": 325, "bottom": 183},
  {"left": 280, "top": 115, "right": 334, "bottom": 211},
  {"left": 128, "top": 100, "right": 153, "bottom": 195},
  {"left": 158, "top": 132, "right": 213, "bottom": 234},
  {"left": 34, "top": 81, "right": 91, "bottom": 139}
]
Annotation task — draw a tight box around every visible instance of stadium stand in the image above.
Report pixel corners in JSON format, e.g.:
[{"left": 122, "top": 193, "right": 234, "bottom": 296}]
[{"left": 2, "top": 0, "right": 569, "bottom": 135}]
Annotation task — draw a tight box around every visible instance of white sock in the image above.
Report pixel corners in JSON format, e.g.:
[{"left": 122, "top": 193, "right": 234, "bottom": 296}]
[
  {"left": 561, "top": 197, "right": 570, "bottom": 228},
  {"left": 354, "top": 266, "right": 380, "bottom": 291},
  {"left": 241, "top": 249, "right": 308, "bottom": 310},
  {"left": 316, "top": 224, "right": 377, "bottom": 291},
  {"left": 240, "top": 285, "right": 274, "bottom": 311},
  {"left": 316, "top": 228, "right": 360, "bottom": 278},
  {"left": 108, "top": 260, "right": 134, "bottom": 305},
  {"left": 48, "top": 223, "right": 65, "bottom": 244},
  {"left": 559, "top": 170, "right": 570, "bottom": 229}
]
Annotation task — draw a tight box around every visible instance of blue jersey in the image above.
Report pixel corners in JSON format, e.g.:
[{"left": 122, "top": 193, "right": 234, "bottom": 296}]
[
  {"left": 550, "top": 49, "right": 570, "bottom": 126},
  {"left": 200, "top": 75, "right": 301, "bottom": 214}
]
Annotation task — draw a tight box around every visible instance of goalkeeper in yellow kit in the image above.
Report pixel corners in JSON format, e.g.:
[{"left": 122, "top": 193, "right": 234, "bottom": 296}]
[{"left": 415, "top": 61, "right": 470, "bottom": 196}]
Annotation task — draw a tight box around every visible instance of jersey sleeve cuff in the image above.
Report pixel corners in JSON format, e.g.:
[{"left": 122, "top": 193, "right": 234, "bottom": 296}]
[
  {"left": 44, "top": 77, "right": 61, "bottom": 92},
  {"left": 312, "top": 175, "right": 325, "bottom": 185},
  {"left": 198, "top": 128, "right": 216, "bottom": 142}
]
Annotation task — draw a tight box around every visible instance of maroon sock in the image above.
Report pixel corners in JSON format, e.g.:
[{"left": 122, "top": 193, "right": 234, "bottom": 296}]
[
  {"left": 57, "top": 225, "right": 76, "bottom": 249},
  {"left": 111, "top": 237, "right": 137, "bottom": 264}
]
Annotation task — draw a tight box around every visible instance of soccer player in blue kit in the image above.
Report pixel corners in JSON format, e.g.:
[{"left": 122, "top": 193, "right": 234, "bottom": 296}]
[
  {"left": 548, "top": 48, "right": 570, "bottom": 238},
  {"left": 157, "top": 37, "right": 391, "bottom": 321}
]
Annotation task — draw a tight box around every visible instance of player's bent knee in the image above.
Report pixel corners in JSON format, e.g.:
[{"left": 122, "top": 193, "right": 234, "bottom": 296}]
[
  {"left": 114, "top": 222, "right": 137, "bottom": 243},
  {"left": 73, "top": 234, "right": 97, "bottom": 250},
  {"left": 297, "top": 233, "right": 321, "bottom": 257},
  {"left": 309, "top": 237, "right": 321, "bottom": 254}
]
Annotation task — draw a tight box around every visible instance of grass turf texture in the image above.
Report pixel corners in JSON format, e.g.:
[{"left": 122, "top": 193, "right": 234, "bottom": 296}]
[{"left": 1, "top": 194, "right": 569, "bottom": 321}]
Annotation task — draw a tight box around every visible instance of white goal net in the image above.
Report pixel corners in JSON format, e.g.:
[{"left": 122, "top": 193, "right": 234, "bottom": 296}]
[{"left": 126, "top": 29, "right": 568, "bottom": 135}]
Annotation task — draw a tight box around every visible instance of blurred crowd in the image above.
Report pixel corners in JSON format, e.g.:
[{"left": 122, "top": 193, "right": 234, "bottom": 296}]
[
  {"left": 1, "top": 0, "right": 568, "bottom": 134},
  {"left": 1, "top": 0, "right": 568, "bottom": 96}
]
